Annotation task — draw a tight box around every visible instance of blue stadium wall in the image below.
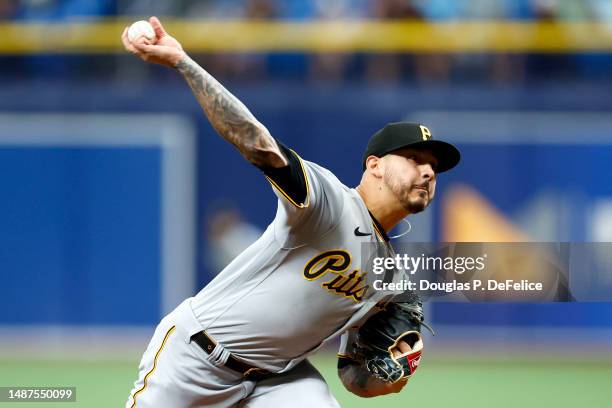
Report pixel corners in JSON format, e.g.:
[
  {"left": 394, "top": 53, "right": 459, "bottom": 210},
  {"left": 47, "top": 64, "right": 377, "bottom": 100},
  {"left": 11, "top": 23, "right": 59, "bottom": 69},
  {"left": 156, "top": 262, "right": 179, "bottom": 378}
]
[{"left": 1, "top": 79, "right": 611, "bottom": 327}]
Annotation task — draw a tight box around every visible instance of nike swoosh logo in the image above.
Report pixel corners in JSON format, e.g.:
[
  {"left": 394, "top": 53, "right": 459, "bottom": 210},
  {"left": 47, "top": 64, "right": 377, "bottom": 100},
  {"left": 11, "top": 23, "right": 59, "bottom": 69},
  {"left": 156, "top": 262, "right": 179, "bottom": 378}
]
[{"left": 354, "top": 227, "right": 372, "bottom": 237}]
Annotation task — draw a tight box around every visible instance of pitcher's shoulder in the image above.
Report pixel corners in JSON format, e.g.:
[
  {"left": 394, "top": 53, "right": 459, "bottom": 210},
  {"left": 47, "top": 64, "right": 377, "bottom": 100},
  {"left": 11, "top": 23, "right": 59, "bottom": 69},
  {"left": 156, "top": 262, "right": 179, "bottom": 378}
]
[{"left": 302, "top": 159, "right": 350, "bottom": 192}]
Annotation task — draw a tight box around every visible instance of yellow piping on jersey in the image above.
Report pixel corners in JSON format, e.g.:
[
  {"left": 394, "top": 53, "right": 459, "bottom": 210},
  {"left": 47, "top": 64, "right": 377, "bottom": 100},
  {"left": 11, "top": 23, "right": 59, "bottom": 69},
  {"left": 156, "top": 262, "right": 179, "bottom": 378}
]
[
  {"left": 265, "top": 149, "right": 310, "bottom": 209},
  {"left": 130, "top": 325, "right": 176, "bottom": 408}
]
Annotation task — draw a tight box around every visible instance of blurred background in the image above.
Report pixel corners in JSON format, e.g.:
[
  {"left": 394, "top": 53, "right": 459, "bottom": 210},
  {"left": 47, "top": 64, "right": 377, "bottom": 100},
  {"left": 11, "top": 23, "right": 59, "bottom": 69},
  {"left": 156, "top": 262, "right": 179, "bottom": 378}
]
[{"left": 1, "top": 0, "right": 611, "bottom": 407}]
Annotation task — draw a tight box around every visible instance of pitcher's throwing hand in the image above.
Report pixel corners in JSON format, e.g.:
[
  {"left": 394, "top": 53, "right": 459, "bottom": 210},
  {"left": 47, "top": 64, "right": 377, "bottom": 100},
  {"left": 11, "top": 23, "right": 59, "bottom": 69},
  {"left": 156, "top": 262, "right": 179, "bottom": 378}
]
[{"left": 121, "top": 16, "right": 186, "bottom": 68}]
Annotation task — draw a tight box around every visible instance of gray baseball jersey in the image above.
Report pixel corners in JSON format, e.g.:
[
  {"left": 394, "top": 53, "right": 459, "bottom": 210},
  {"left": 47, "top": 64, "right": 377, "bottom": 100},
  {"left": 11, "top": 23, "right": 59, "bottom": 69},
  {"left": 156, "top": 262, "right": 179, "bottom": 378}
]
[
  {"left": 127, "top": 145, "right": 395, "bottom": 407},
  {"left": 194, "top": 150, "right": 393, "bottom": 372}
]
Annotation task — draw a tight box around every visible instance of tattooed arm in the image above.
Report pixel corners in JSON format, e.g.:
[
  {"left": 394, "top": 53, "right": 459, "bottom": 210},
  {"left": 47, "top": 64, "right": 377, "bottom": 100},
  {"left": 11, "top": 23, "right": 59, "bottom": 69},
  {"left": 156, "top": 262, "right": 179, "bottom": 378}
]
[
  {"left": 175, "top": 57, "right": 286, "bottom": 168},
  {"left": 121, "top": 16, "right": 287, "bottom": 168}
]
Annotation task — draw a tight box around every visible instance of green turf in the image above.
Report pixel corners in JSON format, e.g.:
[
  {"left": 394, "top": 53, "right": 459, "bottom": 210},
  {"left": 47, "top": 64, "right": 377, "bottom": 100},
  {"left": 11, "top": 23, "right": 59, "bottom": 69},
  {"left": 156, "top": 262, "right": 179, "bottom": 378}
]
[{"left": 0, "top": 356, "right": 610, "bottom": 407}]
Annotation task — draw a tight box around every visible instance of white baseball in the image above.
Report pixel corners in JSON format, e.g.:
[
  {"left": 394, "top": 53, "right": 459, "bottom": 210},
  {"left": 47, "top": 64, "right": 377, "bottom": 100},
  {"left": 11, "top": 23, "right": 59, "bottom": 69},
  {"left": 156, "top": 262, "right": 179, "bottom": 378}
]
[{"left": 127, "top": 20, "right": 157, "bottom": 43}]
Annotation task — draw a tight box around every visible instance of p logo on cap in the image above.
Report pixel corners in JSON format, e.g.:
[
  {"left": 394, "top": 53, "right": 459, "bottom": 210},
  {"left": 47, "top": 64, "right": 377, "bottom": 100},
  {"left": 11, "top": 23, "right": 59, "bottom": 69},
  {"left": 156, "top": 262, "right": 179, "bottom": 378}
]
[
  {"left": 419, "top": 125, "right": 431, "bottom": 141},
  {"left": 362, "top": 122, "right": 460, "bottom": 172}
]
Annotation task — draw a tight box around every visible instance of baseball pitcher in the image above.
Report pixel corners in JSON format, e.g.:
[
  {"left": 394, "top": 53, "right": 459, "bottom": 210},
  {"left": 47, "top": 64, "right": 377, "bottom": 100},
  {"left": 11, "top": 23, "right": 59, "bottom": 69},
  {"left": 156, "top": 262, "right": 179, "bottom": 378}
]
[{"left": 122, "top": 17, "right": 460, "bottom": 408}]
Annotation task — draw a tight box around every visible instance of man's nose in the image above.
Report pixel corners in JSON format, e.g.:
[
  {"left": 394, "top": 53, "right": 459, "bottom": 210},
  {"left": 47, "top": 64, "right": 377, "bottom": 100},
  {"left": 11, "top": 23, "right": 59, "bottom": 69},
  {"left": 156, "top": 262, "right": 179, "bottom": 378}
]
[{"left": 420, "top": 163, "right": 435, "bottom": 180}]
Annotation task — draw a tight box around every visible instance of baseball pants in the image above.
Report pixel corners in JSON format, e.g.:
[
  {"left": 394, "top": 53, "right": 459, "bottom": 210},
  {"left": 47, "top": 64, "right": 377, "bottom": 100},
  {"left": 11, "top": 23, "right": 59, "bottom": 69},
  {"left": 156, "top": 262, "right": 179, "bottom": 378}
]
[{"left": 125, "top": 299, "right": 340, "bottom": 408}]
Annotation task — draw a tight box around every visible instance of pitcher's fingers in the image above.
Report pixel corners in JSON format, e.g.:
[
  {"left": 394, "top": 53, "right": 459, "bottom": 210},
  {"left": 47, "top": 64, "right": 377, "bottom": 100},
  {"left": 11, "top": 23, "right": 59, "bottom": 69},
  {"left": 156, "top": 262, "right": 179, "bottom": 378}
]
[
  {"left": 132, "top": 36, "right": 156, "bottom": 51},
  {"left": 398, "top": 340, "right": 413, "bottom": 354},
  {"left": 132, "top": 42, "right": 156, "bottom": 54},
  {"left": 391, "top": 341, "right": 412, "bottom": 357},
  {"left": 120, "top": 27, "right": 129, "bottom": 47},
  {"left": 132, "top": 42, "right": 167, "bottom": 60},
  {"left": 149, "top": 16, "right": 167, "bottom": 39},
  {"left": 121, "top": 27, "right": 139, "bottom": 54}
]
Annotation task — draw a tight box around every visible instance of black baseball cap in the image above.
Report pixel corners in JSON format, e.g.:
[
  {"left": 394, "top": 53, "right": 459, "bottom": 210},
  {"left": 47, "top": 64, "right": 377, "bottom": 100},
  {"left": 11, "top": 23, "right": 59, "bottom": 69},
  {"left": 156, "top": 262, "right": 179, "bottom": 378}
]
[{"left": 362, "top": 122, "right": 460, "bottom": 173}]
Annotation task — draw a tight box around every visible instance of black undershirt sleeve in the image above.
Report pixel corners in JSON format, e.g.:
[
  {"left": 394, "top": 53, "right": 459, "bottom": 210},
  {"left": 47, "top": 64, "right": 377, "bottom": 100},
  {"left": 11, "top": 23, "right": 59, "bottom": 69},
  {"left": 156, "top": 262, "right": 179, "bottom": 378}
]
[{"left": 258, "top": 140, "right": 308, "bottom": 206}]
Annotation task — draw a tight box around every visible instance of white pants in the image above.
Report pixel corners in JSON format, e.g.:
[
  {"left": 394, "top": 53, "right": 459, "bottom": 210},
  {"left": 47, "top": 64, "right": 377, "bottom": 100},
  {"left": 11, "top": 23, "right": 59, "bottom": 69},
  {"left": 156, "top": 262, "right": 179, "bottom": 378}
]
[{"left": 126, "top": 300, "right": 340, "bottom": 408}]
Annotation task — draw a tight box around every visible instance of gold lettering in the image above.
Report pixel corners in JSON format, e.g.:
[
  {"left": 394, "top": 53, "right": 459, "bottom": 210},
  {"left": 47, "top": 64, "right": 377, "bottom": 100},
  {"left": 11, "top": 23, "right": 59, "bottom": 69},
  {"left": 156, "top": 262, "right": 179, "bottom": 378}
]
[
  {"left": 322, "top": 270, "right": 368, "bottom": 302},
  {"left": 304, "top": 250, "right": 368, "bottom": 302},
  {"left": 419, "top": 125, "right": 432, "bottom": 141},
  {"left": 303, "top": 250, "right": 351, "bottom": 280}
]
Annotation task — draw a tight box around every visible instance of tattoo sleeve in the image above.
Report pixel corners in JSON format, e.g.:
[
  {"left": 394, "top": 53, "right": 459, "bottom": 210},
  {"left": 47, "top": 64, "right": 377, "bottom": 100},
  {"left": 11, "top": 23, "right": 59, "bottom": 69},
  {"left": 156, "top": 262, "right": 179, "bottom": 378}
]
[{"left": 175, "top": 56, "right": 287, "bottom": 168}]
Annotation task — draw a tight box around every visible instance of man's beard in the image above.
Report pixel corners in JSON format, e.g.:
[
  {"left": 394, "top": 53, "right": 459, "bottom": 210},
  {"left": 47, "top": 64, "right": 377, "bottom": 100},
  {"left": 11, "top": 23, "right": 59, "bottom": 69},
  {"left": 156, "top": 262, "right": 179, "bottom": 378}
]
[
  {"left": 402, "top": 194, "right": 428, "bottom": 213},
  {"left": 384, "top": 171, "right": 430, "bottom": 214}
]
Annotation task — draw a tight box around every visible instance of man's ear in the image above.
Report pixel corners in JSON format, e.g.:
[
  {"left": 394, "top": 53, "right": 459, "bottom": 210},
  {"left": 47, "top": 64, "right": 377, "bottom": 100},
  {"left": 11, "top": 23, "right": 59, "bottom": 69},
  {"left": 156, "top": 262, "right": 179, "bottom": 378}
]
[{"left": 365, "top": 155, "right": 384, "bottom": 179}]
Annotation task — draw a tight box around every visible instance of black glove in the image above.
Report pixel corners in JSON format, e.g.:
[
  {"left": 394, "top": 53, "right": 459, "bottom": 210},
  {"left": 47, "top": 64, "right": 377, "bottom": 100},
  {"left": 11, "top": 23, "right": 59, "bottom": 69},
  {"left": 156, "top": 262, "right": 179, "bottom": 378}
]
[{"left": 356, "top": 297, "right": 431, "bottom": 383}]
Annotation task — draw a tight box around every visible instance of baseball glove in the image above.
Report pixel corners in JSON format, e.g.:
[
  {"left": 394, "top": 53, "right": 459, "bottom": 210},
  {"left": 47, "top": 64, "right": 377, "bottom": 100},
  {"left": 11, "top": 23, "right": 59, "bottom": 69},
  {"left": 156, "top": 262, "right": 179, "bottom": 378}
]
[{"left": 355, "top": 296, "right": 432, "bottom": 383}]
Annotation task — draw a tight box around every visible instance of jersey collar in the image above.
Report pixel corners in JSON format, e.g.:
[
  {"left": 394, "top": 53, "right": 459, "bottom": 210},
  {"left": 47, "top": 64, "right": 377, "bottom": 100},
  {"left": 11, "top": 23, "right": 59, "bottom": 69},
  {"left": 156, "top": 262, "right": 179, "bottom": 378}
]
[{"left": 368, "top": 211, "right": 390, "bottom": 242}]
